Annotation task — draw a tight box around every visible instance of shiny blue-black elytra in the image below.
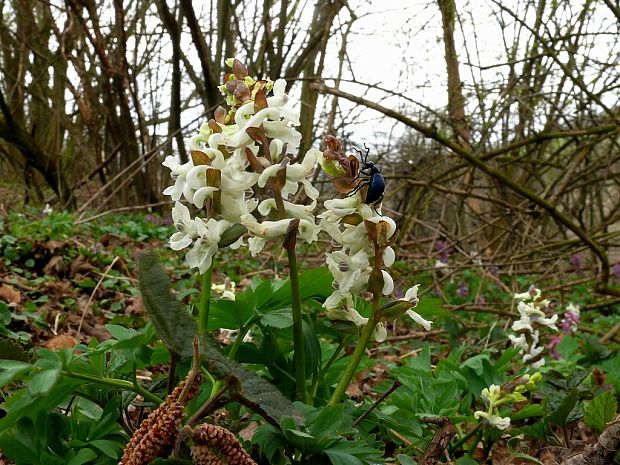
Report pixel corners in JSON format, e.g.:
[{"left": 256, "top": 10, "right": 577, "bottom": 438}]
[{"left": 347, "top": 144, "right": 385, "bottom": 209}]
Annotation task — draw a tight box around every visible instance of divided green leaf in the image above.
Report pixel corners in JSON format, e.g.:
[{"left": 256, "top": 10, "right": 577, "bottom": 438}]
[{"left": 584, "top": 390, "right": 617, "bottom": 433}]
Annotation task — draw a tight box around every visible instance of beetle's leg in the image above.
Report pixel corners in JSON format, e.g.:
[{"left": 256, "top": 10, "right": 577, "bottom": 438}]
[
  {"left": 345, "top": 178, "right": 369, "bottom": 198},
  {"left": 371, "top": 194, "right": 384, "bottom": 216}
]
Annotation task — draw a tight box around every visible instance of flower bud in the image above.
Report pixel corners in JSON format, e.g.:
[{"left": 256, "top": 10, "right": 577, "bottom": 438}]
[{"left": 219, "top": 224, "right": 247, "bottom": 248}]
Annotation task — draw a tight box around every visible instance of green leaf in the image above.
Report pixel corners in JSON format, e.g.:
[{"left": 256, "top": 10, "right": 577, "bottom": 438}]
[
  {"left": 584, "top": 391, "right": 617, "bottom": 433},
  {"left": 259, "top": 307, "right": 293, "bottom": 329},
  {"left": 302, "top": 321, "right": 321, "bottom": 378},
  {"left": 397, "top": 454, "right": 416, "bottom": 465},
  {"left": 253, "top": 280, "right": 275, "bottom": 309},
  {"left": 413, "top": 296, "right": 449, "bottom": 319},
  {"left": 0, "top": 379, "right": 81, "bottom": 433},
  {"left": 90, "top": 439, "right": 121, "bottom": 459},
  {"left": 511, "top": 452, "right": 544, "bottom": 464},
  {"left": 557, "top": 336, "right": 580, "bottom": 361},
  {"left": 270, "top": 267, "right": 333, "bottom": 305},
  {"left": 512, "top": 419, "right": 553, "bottom": 441},
  {"left": 455, "top": 458, "right": 480, "bottom": 465},
  {"left": 0, "top": 360, "right": 31, "bottom": 387},
  {"left": 29, "top": 368, "right": 60, "bottom": 396},
  {"left": 309, "top": 404, "right": 345, "bottom": 438},
  {"left": 209, "top": 298, "right": 255, "bottom": 330},
  {"left": 105, "top": 324, "right": 133, "bottom": 341},
  {"left": 511, "top": 403, "right": 544, "bottom": 421},
  {"left": 0, "top": 301, "right": 11, "bottom": 326},
  {"left": 548, "top": 389, "right": 580, "bottom": 427},
  {"left": 0, "top": 419, "right": 40, "bottom": 464},
  {"left": 324, "top": 441, "right": 383, "bottom": 465},
  {"left": 66, "top": 448, "right": 98, "bottom": 465},
  {"left": 324, "top": 449, "right": 364, "bottom": 465},
  {"left": 252, "top": 424, "right": 288, "bottom": 465},
  {"left": 139, "top": 250, "right": 196, "bottom": 357},
  {"left": 283, "top": 429, "right": 318, "bottom": 448}
]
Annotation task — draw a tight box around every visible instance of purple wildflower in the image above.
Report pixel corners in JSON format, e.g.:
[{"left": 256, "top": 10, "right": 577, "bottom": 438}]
[
  {"left": 545, "top": 335, "right": 563, "bottom": 359},
  {"left": 560, "top": 303, "right": 580, "bottom": 334},
  {"left": 569, "top": 254, "right": 582, "bottom": 274},
  {"left": 457, "top": 281, "right": 469, "bottom": 298},
  {"left": 435, "top": 240, "right": 450, "bottom": 263},
  {"left": 612, "top": 263, "right": 620, "bottom": 282}
]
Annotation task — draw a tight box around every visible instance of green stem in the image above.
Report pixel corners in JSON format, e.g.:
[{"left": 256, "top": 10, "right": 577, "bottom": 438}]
[
  {"left": 310, "top": 335, "right": 350, "bottom": 402},
  {"left": 62, "top": 370, "right": 162, "bottom": 405},
  {"left": 198, "top": 264, "right": 214, "bottom": 334},
  {"left": 328, "top": 312, "right": 380, "bottom": 406},
  {"left": 227, "top": 324, "right": 252, "bottom": 359},
  {"left": 287, "top": 246, "right": 306, "bottom": 402},
  {"left": 450, "top": 423, "right": 482, "bottom": 453}
]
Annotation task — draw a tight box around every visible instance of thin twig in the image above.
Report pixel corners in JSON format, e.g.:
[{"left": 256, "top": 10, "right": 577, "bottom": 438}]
[
  {"left": 352, "top": 380, "right": 401, "bottom": 428},
  {"left": 76, "top": 256, "right": 119, "bottom": 336}
]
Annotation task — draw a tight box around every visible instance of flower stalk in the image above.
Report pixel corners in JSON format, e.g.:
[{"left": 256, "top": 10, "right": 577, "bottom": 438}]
[
  {"left": 284, "top": 219, "right": 306, "bottom": 402},
  {"left": 328, "top": 294, "right": 381, "bottom": 406},
  {"left": 198, "top": 263, "right": 214, "bottom": 334}
]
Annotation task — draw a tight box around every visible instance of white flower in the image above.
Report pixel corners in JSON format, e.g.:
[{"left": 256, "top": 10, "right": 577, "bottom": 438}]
[
  {"left": 401, "top": 285, "right": 432, "bottom": 331},
  {"left": 373, "top": 323, "right": 387, "bottom": 343},
  {"left": 248, "top": 236, "right": 267, "bottom": 256},
  {"left": 383, "top": 247, "right": 396, "bottom": 267},
  {"left": 474, "top": 411, "right": 511, "bottom": 430},
  {"left": 510, "top": 286, "right": 557, "bottom": 366},
  {"left": 406, "top": 310, "right": 432, "bottom": 331},
  {"left": 381, "top": 270, "right": 394, "bottom": 295},
  {"left": 326, "top": 249, "right": 371, "bottom": 295},
  {"left": 323, "top": 294, "right": 387, "bottom": 343},
  {"left": 481, "top": 384, "right": 502, "bottom": 403},
  {"left": 186, "top": 218, "right": 231, "bottom": 274},
  {"left": 401, "top": 285, "right": 420, "bottom": 306},
  {"left": 162, "top": 156, "right": 194, "bottom": 201},
  {"left": 192, "top": 186, "right": 219, "bottom": 209},
  {"left": 212, "top": 281, "right": 236, "bottom": 301},
  {"left": 170, "top": 202, "right": 198, "bottom": 250},
  {"left": 257, "top": 198, "right": 317, "bottom": 223}
]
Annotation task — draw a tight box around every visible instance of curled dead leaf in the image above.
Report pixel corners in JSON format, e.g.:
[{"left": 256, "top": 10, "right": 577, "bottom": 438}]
[
  {"left": 0, "top": 284, "right": 21, "bottom": 305},
  {"left": 44, "top": 334, "right": 78, "bottom": 350},
  {"left": 43, "top": 256, "right": 64, "bottom": 275}
]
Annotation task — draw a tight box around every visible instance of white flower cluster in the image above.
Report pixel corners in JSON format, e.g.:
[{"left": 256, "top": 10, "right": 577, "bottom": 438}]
[
  {"left": 474, "top": 373, "right": 541, "bottom": 430},
  {"left": 318, "top": 193, "right": 431, "bottom": 341},
  {"left": 509, "top": 286, "right": 558, "bottom": 368},
  {"left": 162, "top": 64, "right": 320, "bottom": 273},
  {"left": 212, "top": 280, "right": 236, "bottom": 301},
  {"left": 474, "top": 384, "right": 511, "bottom": 430}
]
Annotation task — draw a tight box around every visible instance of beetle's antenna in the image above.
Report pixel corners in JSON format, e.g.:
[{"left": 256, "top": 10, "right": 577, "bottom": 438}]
[{"left": 363, "top": 143, "right": 370, "bottom": 165}]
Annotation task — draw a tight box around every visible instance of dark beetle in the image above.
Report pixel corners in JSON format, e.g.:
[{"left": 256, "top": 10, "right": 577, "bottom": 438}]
[{"left": 347, "top": 144, "right": 385, "bottom": 209}]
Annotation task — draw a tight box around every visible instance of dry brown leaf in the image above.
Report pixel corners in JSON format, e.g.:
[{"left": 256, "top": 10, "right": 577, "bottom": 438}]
[
  {"left": 43, "top": 256, "right": 64, "bottom": 275},
  {"left": 70, "top": 255, "right": 95, "bottom": 277},
  {"left": 45, "top": 334, "right": 78, "bottom": 350},
  {"left": 44, "top": 240, "right": 65, "bottom": 253},
  {"left": 44, "top": 280, "right": 73, "bottom": 299},
  {"left": 0, "top": 284, "right": 21, "bottom": 304},
  {"left": 124, "top": 297, "right": 143, "bottom": 315}
]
